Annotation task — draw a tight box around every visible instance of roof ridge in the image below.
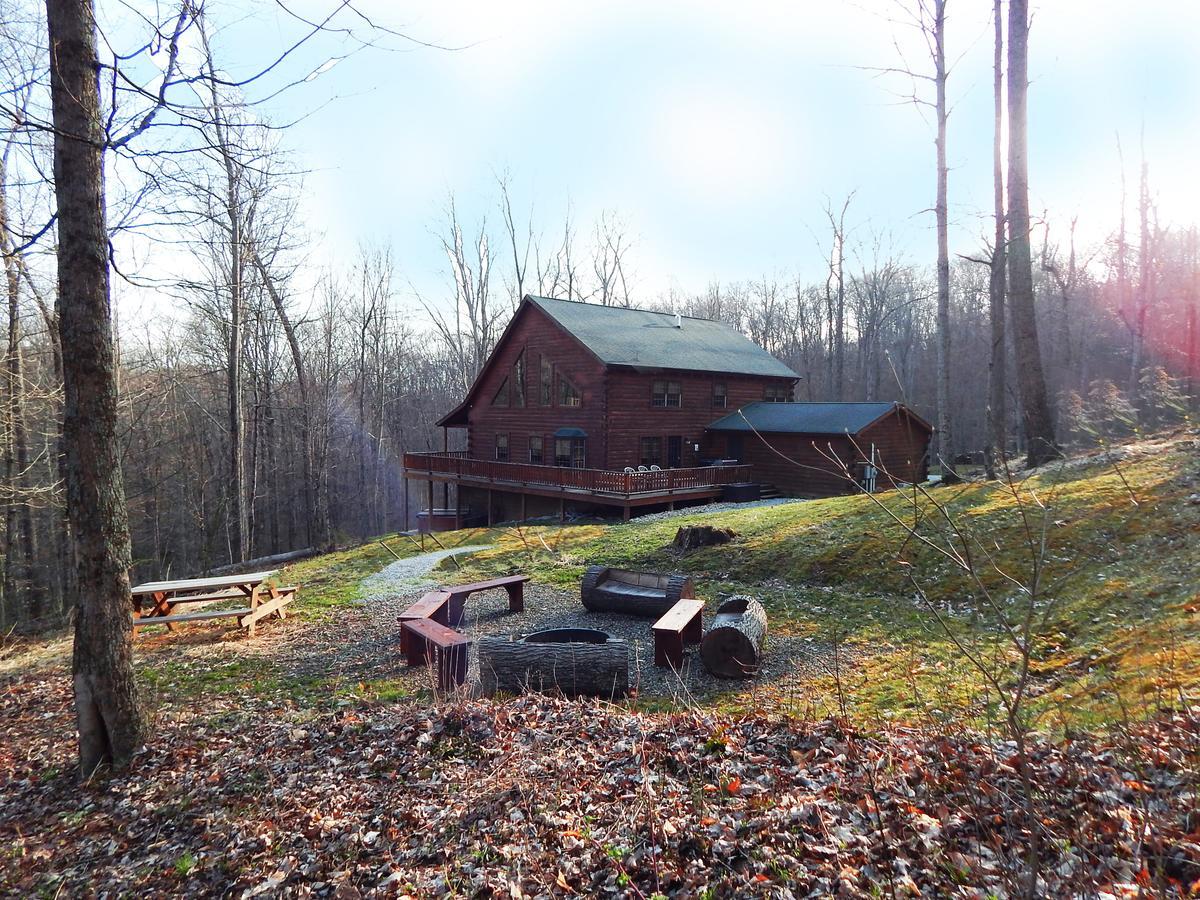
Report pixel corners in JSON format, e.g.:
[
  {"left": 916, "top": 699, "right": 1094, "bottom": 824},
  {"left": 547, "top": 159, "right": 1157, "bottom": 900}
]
[{"left": 526, "top": 294, "right": 722, "bottom": 324}]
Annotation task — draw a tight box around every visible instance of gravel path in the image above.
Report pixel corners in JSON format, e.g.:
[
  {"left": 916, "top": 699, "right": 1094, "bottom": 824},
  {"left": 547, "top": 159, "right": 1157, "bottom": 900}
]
[
  {"left": 634, "top": 496, "right": 805, "bottom": 523},
  {"left": 355, "top": 545, "right": 495, "bottom": 603}
]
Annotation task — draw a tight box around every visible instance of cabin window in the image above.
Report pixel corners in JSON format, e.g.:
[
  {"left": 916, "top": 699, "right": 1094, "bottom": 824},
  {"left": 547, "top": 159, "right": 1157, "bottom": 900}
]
[
  {"left": 555, "top": 437, "right": 586, "bottom": 468},
  {"left": 492, "top": 376, "right": 510, "bottom": 407},
  {"left": 558, "top": 375, "right": 582, "bottom": 407},
  {"left": 513, "top": 351, "right": 526, "bottom": 408},
  {"left": 639, "top": 437, "right": 662, "bottom": 467},
  {"left": 712, "top": 382, "right": 727, "bottom": 408},
  {"left": 651, "top": 380, "right": 682, "bottom": 408},
  {"left": 529, "top": 435, "right": 544, "bottom": 464},
  {"left": 764, "top": 384, "right": 790, "bottom": 403},
  {"left": 539, "top": 355, "right": 553, "bottom": 406},
  {"left": 495, "top": 433, "right": 509, "bottom": 462}
]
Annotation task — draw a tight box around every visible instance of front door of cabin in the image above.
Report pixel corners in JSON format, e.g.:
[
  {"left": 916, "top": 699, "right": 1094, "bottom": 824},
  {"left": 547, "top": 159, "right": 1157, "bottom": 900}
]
[
  {"left": 725, "top": 433, "right": 743, "bottom": 462},
  {"left": 667, "top": 435, "right": 683, "bottom": 468}
]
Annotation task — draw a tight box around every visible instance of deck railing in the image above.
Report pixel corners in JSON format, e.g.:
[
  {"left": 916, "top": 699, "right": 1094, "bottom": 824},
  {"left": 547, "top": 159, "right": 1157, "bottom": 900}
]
[{"left": 402, "top": 451, "right": 752, "bottom": 497}]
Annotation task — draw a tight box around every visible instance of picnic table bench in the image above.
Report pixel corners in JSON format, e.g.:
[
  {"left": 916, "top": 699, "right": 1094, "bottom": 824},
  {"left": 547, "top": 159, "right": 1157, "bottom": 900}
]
[
  {"left": 131, "top": 571, "right": 298, "bottom": 636},
  {"left": 402, "top": 618, "right": 472, "bottom": 691},
  {"left": 652, "top": 598, "right": 705, "bottom": 669}
]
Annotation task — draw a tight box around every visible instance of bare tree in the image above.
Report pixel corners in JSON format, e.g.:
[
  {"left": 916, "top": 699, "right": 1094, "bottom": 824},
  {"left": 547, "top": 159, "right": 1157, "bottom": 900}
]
[
  {"left": 822, "top": 194, "right": 854, "bottom": 399},
  {"left": 986, "top": 0, "right": 1006, "bottom": 479},
  {"left": 45, "top": 0, "right": 144, "bottom": 773},
  {"left": 1006, "top": 0, "right": 1060, "bottom": 466}
]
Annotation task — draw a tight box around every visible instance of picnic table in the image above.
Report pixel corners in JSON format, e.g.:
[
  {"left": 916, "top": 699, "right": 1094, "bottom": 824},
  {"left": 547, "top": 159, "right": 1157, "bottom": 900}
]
[{"left": 131, "top": 570, "right": 297, "bottom": 635}]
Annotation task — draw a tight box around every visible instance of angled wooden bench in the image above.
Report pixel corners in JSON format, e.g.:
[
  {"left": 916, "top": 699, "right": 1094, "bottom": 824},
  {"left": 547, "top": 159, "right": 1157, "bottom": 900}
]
[
  {"left": 402, "top": 618, "right": 472, "bottom": 691},
  {"left": 398, "top": 591, "right": 452, "bottom": 657},
  {"left": 441, "top": 574, "right": 530, "bottom": 625},
  {"left": 652, "top": 598, "right": 705, "bottom": 669}
]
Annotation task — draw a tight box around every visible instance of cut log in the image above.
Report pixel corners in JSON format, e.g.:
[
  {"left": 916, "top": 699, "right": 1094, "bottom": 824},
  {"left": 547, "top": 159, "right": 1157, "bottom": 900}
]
[
  {"left": 478, "top": 630, "right": 629, "bottom": 698},
  {"left": 201, "top": 547, "right": 316, "bottom": 577},
  {"left": 700, "top": 595, "right": 767, "bottom": 678},
  {"left": 672, "top": 525, "right": 736, "bottom": 551},
  {"left": 580, "top": 565, "right": 693, "bottom": 617}
]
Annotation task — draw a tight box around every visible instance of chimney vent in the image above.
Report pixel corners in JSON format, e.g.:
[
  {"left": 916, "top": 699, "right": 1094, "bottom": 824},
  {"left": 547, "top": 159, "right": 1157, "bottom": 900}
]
[{"left": 674, "top": 312, "right": 682, "bottom": 328}]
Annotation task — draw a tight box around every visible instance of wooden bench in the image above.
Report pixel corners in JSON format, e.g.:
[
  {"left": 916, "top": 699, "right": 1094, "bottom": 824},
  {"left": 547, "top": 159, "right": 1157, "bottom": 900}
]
[
  {"left": 652, "top": 598, "right": 705, "bottom": 669},
  {"left": 134, "top": 584, "right": 299, "bottom": 635},
  {"left": 401, "top": 618, "right": 472, "bottom": 691},
  {"left": 398, "top": 591, "right": 452, "bottom": 657},
  {"left": 441, "top": 575, "right": 530, "bottom": 624}
]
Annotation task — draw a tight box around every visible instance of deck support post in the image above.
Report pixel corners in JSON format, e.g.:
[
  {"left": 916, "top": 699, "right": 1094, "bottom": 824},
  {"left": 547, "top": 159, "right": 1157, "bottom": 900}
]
[
  {"left": 427, "top": 479, "right": 434, "bottom": 530},
  {"left": 559, "top": 497, "right": 565, "bottom": 522},
  {"left": 668, "top": 501, "right": 675, "bottom": 511},
  {"left": 622, "top": 504, "right": 631, "bottom": 523},
  {"left": 521, "top": 492, "right": 527, "bottom": 523},
  {"left": 487, "top": 489, "right": 494, "bottom": 526}
]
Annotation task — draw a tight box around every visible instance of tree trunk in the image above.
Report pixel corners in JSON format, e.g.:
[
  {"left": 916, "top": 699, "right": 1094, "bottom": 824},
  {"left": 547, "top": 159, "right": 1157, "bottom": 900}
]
[
  {"left": 46, "top": 0, "right": 143, "bottom": 774},
  {"left": 986, "top": 0, "right": 1007, "bottom": 479},
  {"left": 477, "top": 633, "right": 629, "bottom": 698},
  {"left": 932, "top": 0, "right": 958, "bottom": 482},
  {"left": 1006, "top": 0, "right": 1060, "bottom": 467},
  {"left": 700, "top": 595, "right": 767, "bottom": 678}
]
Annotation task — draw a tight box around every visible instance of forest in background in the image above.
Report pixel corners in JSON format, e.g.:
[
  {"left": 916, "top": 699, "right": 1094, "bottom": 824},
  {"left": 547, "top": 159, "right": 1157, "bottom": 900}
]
[{"left": 1, "top": 0, "right": 1197, "bottom": 631}]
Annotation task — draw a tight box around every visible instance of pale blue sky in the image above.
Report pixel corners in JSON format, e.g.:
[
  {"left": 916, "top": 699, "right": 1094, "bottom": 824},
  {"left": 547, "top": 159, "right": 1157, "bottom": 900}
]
[{"left": 117, "top": 0, "right": 1200, "bottom": 319}]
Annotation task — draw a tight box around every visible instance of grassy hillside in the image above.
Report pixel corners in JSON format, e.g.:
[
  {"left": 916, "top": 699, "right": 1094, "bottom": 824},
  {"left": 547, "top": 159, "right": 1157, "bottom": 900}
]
[{"left": 363, "top": 433, "right": 1200, "bottom": 728}]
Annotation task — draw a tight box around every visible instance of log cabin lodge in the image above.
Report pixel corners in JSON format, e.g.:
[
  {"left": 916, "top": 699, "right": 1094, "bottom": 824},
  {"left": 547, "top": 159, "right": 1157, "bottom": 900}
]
[{"left": 403, "top": 295, "right": 932, "bottom": 530}]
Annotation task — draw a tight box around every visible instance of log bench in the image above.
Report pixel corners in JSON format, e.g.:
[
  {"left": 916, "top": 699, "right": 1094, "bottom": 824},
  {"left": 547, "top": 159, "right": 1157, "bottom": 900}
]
[
  {"left": 401, "top": 618, "right": 471, "bottom": 691},
  {"left": 651, "top": 598, "right": 705, "bottom": 669},
  {"left": 440, "top": 574, "right": 529, "bottom": 624},
  {"left": 398, "top": 591, "right": 452, "bottom": 657},
  {"left": 580, "top": 566, "right": 694, "bottom": 618}
]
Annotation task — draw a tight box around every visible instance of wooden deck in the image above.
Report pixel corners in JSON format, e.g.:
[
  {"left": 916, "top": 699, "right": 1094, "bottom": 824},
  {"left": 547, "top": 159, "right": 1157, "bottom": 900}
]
[{"left": 402, "top": 451, "right": 752, "bottom": 508}]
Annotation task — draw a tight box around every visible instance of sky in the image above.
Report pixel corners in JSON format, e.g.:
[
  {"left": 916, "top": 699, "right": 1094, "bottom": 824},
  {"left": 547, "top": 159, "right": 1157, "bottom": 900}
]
[{"left": 111, "top": 0, "right": 1200, "bottom": 322}]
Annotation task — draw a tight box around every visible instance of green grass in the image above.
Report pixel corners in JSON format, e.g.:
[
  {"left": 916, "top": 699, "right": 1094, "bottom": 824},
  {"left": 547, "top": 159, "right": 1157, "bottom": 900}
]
[
  {"left": 434, "top": 435, "right": 1200, "bottom": 727},
  {"left": 130, "top": 435, "right": 1200, "bottom": 729}
]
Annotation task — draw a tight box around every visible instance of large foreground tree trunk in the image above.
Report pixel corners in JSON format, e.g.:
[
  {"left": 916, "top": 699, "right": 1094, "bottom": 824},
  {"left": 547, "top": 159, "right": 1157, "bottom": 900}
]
[
  {"left": 986, "top": 0, "right": 1007, "bottom": 478},
  {"left": 932, "top": 0, "right": 958, "bottom": 482},
  {"left": 46, "top": 0, "right": 143, "bottom": 774},
  {"left": 1006, "top": 0, "right": 1060, "bottom": 467}
]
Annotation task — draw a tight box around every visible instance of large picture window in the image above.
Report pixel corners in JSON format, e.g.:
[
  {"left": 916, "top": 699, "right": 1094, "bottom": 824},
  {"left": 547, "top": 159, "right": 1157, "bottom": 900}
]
[
  {"left": 555, "top": 437, "right": 586, "bottom": 468},
  {"left": 539, "top": 356, "right": 553, "bottom": 406},
  {"left": 558, "top": 375, "right": 582, "bottom": 407},
  {"left": 651, "top": 380, "right": 682, "bottom": 408},
  {"left": 513, "top": 351, "right": 526, "bottom": 408}
]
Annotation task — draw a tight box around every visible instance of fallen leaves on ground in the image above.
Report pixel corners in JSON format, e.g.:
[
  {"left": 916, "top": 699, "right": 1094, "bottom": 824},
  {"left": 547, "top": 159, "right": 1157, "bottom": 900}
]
[{"left": 2, "top": 671, "right": 1200, "bottom": 898}]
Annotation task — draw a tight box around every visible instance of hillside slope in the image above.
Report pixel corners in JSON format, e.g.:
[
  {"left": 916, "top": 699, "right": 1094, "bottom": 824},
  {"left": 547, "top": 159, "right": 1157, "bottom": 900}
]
[{"left": 425, "top": 433, "right": 1200, "bottom": 726}]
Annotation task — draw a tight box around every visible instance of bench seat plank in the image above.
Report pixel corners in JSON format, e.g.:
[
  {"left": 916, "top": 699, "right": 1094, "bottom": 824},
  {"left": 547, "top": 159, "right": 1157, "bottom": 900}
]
[
  {"left": 402, "top": 618, "right": 471, "bottom": 691},
  {"left": 652, "top": 598, "right": 705, "bottom": 669},
  {"left": 134, "top": 607, "right": 254, "bottom": 627},
  {"left": 441, "top": 575, "right": 529, "bottom": 620}
]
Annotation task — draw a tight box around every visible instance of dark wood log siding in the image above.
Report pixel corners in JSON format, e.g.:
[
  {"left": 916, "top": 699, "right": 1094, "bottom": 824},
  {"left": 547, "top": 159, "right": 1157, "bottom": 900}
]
[
  {"left": 700, "top": 408, "right": 931, "bottom": 498},
  {"left": 604, "top": 370, "right": 793, "bottom": 469},
  {"left": 859, "top": 410, "right": 931, "bottom": 487},
  {"left": 468, "top": 306, "right": 608, "bottom": 468}
]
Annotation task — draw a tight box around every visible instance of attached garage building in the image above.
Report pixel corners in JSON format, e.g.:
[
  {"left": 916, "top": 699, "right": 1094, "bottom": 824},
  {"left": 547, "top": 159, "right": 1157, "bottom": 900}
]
[{"left": 703, "top": 401, "right": 933, "bottom": 497}]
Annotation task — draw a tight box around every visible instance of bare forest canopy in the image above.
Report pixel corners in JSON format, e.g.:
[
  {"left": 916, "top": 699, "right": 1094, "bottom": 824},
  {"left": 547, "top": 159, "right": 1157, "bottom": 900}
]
[{"left": 0, "top": 0, "right": 1197, "bottom": 634}]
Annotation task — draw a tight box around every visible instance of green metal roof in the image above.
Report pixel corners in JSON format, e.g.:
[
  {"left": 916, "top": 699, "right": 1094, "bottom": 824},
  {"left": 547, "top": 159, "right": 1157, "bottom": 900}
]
[
  {"left": 526, "top": 295, "right": 798, "bottom": 379},
  {"left": 707, "top": 401, "right": 930, "bottom": 435}
]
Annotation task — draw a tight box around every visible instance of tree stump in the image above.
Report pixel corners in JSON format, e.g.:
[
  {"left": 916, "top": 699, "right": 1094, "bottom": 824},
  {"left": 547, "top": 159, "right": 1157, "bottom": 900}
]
[
  {"left": 672, "top": 525, "right": 736, "bottom": 551},
  {"left": 478, "top": 629, "right": 629, "bottom": 698},
  {"left": 700, "top": 596, "right": 767, "bottom": 678}
]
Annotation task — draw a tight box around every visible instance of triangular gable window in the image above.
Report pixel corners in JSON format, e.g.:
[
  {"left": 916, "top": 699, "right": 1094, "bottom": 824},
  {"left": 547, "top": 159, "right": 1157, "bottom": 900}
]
[{"left": 492, "top": 376, "right": 510, "bottom": 407}]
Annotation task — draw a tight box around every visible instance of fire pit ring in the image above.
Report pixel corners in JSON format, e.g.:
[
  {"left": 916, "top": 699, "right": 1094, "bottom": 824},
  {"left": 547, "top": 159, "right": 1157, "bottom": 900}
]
[{"left": 521, "top": 627, "right": 616, "bottom": 645}]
